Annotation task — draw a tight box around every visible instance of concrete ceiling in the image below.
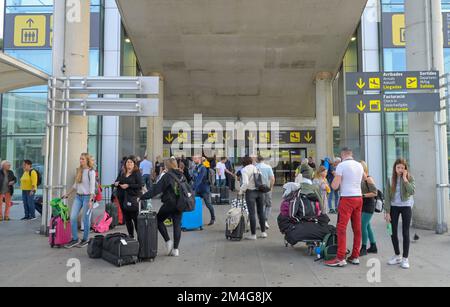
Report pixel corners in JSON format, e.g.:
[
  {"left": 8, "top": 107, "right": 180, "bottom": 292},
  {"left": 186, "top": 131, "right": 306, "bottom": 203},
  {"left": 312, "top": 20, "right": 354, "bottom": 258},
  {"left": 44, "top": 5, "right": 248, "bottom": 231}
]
[{"left": 117, "top": 0, "right": 367, "bottom": 119}]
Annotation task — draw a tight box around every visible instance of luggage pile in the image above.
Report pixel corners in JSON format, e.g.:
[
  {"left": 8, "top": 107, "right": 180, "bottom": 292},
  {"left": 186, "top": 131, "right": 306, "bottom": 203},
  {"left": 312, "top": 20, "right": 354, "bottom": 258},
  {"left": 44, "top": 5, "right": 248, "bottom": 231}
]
[{"left": 225, "top": 197, "right": 249, "bottom": 241}]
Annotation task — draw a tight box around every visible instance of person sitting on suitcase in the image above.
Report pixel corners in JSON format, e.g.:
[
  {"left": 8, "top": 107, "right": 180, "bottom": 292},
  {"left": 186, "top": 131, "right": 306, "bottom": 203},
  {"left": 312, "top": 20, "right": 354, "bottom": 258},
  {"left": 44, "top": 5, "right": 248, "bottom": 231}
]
[
  {"left": 193, "top": 155, "right": 216, "bottom": 226},
  {"left": 141, "top": 158, "right": 186, "bottom": 257},
  {"left": 114, "top": 156, "right": 144, "bottom": 239}
]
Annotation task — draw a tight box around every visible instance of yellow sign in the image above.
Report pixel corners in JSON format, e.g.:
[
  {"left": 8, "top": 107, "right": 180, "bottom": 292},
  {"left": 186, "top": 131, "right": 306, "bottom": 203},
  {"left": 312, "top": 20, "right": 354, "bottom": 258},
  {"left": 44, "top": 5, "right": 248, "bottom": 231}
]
[
  {"left": 356, "top": 78, "right": 366, "bottom": 89},
  {"left": 290, "top": 132, "right": 301, "bottom": 143},
  {"left": 406, "top": 77, "right": 418, "bottom": 89},
  {"left": 392, "top": 14, "right": 406, "bottom": 47},
  {"left": 207, "top": 132, "right": 217, "bottom": 143},
  {"left": 304, "top": 132, "right": 313, "bottom": 143},
  {"left": 357, "top": 101, "right": 367, "bottom": 112},
  {"left": 369, "top": 78, "right": 381, "bottom": 90},
  {"left": 259, "top": 132, "right": 271, "bottom": 144},
  {"left": 14, "top": 15, "right": 46, "bottom": 47},
  {"left": 177, "top": 132, "right": 188, "bottom": 144},
  {"left": 165, "top": 133, "right": 175, "bottom": 144},
  {"left": 370, "top": 100, "right": 381, "bottom": 112}
]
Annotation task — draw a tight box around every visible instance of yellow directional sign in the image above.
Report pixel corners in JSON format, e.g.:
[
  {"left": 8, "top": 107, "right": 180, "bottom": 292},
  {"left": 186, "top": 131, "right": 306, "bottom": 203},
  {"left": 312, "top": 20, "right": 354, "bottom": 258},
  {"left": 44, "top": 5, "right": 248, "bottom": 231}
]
[
  {"left": 406, "top": 77, "right": 418, "bottom": 89},
  {"left": 177, "top": 132, "right": 188, "bottom": 144},
  {"left": 165, "top": 133, "right": 175, "bottom": 144},
  {"left": 259, "top": 132, "right": 271, "bottom": 144},
  {"left": 208, "top": 132, "right": 217, "bottom": 143},
  {"left": 369, "top": 78, "right": 381, "bottom": 89},
  {"left": 248, "top": 133, "right": 256, "bottom": 141},
  {"left": 290, "top": 132, "right": 301, "bottom": 143},
  {"left": 14, "top": 15, "right": 46, "bottom": 47},
  {"left": 370, "top": 100, "right": 381, "bottom": 112},
  {"left": 357, "top": 101, "right": 367, "bottom": 112},
  {"left": 304, "top": 132, "right": 313, "bottom": 143},
  {"left": 356, "top": 78, "right": 366, "bottom": 89}
]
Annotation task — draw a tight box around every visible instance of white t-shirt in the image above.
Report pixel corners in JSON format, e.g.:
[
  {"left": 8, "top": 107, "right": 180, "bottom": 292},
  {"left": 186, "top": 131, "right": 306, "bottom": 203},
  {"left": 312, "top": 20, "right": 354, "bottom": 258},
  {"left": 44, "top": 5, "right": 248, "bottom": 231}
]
[
  {"left": 335, "top": 159, "right": 364, "bottom": 197},
  {"left": 216, "top": 162, "right": 227, "bottom": 180}
]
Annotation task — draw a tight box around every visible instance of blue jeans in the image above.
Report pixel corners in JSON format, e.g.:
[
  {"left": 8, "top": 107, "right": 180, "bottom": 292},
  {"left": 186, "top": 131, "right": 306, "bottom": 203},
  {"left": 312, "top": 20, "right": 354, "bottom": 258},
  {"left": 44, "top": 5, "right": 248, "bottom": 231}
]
[
  {"left": 70, "top": 195, "right": 91, "bottom": 242},
  {"left": 328, "top": 188, "right": 340, "bottom": 210},
  {"left": 143, "top": 174, "right": 152, "bottom": 191},
  {"left": 22, "top": 191, "right": 36, "bottom": 219},
  {"left": 197, "top": 191, "right": 215, "bottom": 221}
]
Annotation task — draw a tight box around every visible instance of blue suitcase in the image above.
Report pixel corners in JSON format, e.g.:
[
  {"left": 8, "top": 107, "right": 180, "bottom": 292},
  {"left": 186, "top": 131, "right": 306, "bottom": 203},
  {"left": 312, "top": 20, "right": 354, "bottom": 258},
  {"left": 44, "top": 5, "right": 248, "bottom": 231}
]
[{"left": 181, "top": 197, "right": 203, "bottom": 231}]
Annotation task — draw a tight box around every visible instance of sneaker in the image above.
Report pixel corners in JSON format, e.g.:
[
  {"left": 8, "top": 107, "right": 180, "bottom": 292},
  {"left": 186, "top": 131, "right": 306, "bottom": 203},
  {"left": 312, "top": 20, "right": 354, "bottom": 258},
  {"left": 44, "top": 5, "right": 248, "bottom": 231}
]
[
  {"left": 367, "top": 244, "right": 378, "bottom": 254},
  {"left": 171, "top": 249, "right": 180, "bottom": 257},
  {"left": 360, "top": 246, "right": 368, "bottom": 257},
  {"left": 246, "top": 234, "right": 257, "bottom": 241},
  {"left": 65, "top": 240, "right": 80, "bottom": 249},
  {"left": 29, "top": 217, "right": 37, "bottom": 221},
  {"left": 388, "top": 255, "right": 402, "bottom": 266},
  {"left": 260, "top": 232, "right": 268, "bottom": 239},
  {"left": 21, "top": 217, "right": 29, "bottom": 221},
  {"left": 208, "top": 220, "right": 216, "bottom": 226},
  {"left": 166, "top": 240, "right": 174, "bottom": 256},
  {"left": 77, "top": 240, "right": 89, "bottom": 248},
  {"left": 347, "top": 257, "right": 360, "bottom": 265},
  {"left": 4, "top": 217, "right": 10, "bottom": 222},
  {"left": 265, "top": 222, "right": 270, "bottom": 230},
  {"left": 325, "top": 258, "right": 347, "bottom": 267},
  {"left": 401, "top": 258, "right": 410, "bottom": 269}
]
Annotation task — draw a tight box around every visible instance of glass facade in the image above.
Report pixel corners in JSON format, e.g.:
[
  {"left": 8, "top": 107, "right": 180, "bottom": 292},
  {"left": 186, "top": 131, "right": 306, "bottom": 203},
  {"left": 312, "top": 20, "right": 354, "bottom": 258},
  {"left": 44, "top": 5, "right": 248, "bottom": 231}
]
[{"left": 0, "top": 0, "right": 104, "bottom": 197}]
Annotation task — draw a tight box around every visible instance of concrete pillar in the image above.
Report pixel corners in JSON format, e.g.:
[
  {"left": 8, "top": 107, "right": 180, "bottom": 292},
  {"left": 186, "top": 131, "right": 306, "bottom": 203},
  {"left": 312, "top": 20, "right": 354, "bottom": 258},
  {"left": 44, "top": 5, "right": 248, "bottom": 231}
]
[
  {"left": 405, "top": 0, "right": 450, "bottom": 231},
  {"left": 146, "top": 77, "right": 164, "bottom": 162},
  {"left": 315, "top": 72, "right": 334, "bottom": 161}
]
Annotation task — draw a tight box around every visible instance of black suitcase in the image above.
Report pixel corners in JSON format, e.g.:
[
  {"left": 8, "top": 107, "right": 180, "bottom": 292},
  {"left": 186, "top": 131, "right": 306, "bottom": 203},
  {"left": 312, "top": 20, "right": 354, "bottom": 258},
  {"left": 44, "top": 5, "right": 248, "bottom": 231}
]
[
  {"left": 102, "top": 233, "right": 139, "bottom": 267},
  {"left": 137, "top": 211, "right": 158, "bottom": 261},
  {"left": 226, "top": 215, "right": 246, "bottom": 241},
  {"left": 220, "top": 186, "right": 230, "bottom": 204}
]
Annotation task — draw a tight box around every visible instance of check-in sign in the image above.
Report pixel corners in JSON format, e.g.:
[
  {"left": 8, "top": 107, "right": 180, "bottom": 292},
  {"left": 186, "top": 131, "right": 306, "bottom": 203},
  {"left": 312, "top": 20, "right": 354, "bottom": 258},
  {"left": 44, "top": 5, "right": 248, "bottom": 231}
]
[
  {"left": 346, "top": 71, "right": 440, "bottom": 92},
  {"left": 347, "top": 93, "right": 441, "bottom": 113}
]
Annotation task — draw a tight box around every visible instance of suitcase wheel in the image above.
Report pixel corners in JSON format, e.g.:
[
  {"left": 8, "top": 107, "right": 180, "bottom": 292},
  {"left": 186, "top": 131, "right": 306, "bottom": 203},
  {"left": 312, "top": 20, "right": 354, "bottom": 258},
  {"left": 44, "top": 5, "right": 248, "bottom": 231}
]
[{"left": 200, "top": 227, "right": 203, "bottom": 231}]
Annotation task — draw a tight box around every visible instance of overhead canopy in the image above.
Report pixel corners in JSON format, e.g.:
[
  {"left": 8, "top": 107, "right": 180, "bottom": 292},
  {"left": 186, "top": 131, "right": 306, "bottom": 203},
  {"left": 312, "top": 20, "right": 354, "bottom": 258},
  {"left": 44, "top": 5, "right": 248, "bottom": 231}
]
[
  {"left": 0, "top": 52, "right": 49, "bottom": 93},
  {"left": 117, "top": 0, "right": 368, "bottom": 118}
]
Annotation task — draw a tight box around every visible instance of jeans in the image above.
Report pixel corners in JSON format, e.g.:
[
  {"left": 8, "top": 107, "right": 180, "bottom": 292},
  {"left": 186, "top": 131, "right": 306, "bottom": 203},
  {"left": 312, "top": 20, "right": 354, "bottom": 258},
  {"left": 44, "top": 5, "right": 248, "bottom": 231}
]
[
  {"left": 328, "top": 188, "right": 340, "bottom": 210},
  {"left": 246, "top": 190, "right": 266, "bottom": 235},
  {"left": 216, "top": 179, "right": 226, "bottom": 187},
  {"left": 70, "top": 195, "right": 91, "bottom": 242},
  {"left": 158, "top": 204, "right": 183, "bottom": 249},
  {"left": 390, "top": 206, "right": 412, "bottom": 259},
  {"left": 22, "top": 191, "right": 36, "bottom": 219},
  {"left": 361, "top": 212, "right": 376, "bottom": 247},
  {"left": 197, "top": 191, "right": 215, "bottom": 221},
  {"left": 337, "top": 197, "right": 363, "bottom": 260},
  {"left": 143, "top": 174, "right": 152, "bottom": 191},
  {"left": 263, "top": 191, "right": 273, "bottom": 221},
  {"left": 0, "top": 193, "right": 12, "bottom": 218}
]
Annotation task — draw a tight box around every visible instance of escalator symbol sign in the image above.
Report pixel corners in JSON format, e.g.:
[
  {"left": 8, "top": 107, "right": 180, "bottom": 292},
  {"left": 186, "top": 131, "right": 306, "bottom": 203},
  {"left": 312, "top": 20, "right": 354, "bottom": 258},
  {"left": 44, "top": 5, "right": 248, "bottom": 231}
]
[{"left": 22, "top": 28, "right": 39, "bottom": 44}]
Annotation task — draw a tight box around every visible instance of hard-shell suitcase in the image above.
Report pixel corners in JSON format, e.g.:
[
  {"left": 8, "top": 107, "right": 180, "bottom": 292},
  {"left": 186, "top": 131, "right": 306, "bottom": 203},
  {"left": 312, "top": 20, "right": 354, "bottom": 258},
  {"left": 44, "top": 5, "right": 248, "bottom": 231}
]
[
  {"left": 181, "top": 197, "right": 203, "bottom": 231},
  {"left": 102, "top": 233, "right": 139, "bottom": 267},
  {"left": 212, "top": 186, "right": 230, "bottom": 205},
  {"left": 49, "top": 217, "right": 72, "bottom": 248},
  {"left": 137, "top": 210, "right": 158, "bottom": 261}
]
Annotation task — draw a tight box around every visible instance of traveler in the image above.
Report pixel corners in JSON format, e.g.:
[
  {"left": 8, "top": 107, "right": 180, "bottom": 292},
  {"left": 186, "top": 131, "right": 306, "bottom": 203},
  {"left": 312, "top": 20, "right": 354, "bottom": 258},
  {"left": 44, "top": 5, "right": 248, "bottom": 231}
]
[
  {"left": 0, "top": 161, "right": 17, "bottom": 222},
  {"left": 63, "top": 154, "right": 97, "bottom": 248},
  {"left": 327, "top": 157, "right": 341, "bottom": 214},
  {"left": 215, "top": 157, "right": 227, "bottom": 187},
  {"left": 360, "top": 161, "right": 378, "bottom": 256},
  {"left": 225, "top": 158, "right": 236, "bottom": 192},
  {"left": 308, "top": 157, "right": 317, "bottom": 170},
  {"left": 142, "top": 158, "right": 185, "bottom": 257},
  {"left": 385, "top": 158, "right": 416, "bottom": 270},
  {"left": 140, "top": 155, "right": 153, "bottom": 190},
  {"left": 20, "top": 160, "right": 38, "bottom": 221},
  {"left": 313, "top": 166, "right": 330, "bottom": 213},
  {"left": 154, "top": 156, "right": 163, "bottom": 179},
  {"left": 193, "top": 155, "right": 216, "bottom": 226},
  {"left": 256, "top": 156, "right": 275, "bottom": 230},
  {"left": 239, "top": 156, "right": 267, "bottom": 240},
  {"left": 325, "top": 148, "right": 364, "bottom": 267}
]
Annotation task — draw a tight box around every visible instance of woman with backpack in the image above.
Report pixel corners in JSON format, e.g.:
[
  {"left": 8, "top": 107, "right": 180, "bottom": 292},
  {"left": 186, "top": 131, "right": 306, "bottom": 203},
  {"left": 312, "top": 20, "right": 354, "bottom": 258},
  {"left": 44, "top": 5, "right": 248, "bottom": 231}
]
[
  {"left": 141, "top": 158, "right": 186, "bottom": 257},
  {"left": 239, "top": 156, "right": 267, "bottom": 240},
  {"left": 114, "top": 156, "right": 143, "bottom": 239},
  {"left": 63, "top": 153, "right": 97, "bottom": 249},
  {"left": 0, "top": 161, "right": 17, "bottom": 222},
  {"left": 360, "top": 161, "right": 378, "bottom": 256},
  {"left": 385, "top": 158, "right": 416, "bottom": 269}
]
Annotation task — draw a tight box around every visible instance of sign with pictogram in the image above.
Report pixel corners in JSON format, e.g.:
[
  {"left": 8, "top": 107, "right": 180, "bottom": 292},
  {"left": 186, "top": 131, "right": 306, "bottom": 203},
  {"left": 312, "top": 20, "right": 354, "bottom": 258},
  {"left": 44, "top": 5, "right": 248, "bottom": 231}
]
[
  {"left": 347, "top": 93, "right": 440, "bottom": 113},
  {"left": 14, "top": 15, "right": 46, "bottom": 47}
]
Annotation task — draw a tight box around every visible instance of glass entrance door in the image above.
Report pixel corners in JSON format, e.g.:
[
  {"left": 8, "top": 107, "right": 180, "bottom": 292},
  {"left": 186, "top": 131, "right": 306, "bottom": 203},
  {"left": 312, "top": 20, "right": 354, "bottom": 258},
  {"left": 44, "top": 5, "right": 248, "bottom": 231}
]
[{"left": 274, "top": 148, "right": 307, "bottom": 185}]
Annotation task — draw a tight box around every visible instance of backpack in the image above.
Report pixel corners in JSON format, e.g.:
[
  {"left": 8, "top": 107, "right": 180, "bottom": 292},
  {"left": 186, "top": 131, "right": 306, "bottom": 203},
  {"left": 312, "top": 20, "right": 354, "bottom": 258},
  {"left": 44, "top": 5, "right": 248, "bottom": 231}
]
[
  {"left": 320, "top": 232, "right": 338, "bottom": 261},
  {"left": 30, "top": 169, "right": 42, "bottom": 187},
  {"left": 88, "top": 170, "right": 102, "bottom": 202},
  {"left": 293, "top": 192, "right": 321, "bottom": 221},
  {"left": 375, "top": 189, "right": 385, "bottom": 213},
  {"left": 254, "top": 169, "right": 271, "bottom": 193},
  {"left": 92, "top": 212, "right": 113, "bottom": 234},
  {"left": 167, "top": 171, "right": 196, "bottom": 213}
]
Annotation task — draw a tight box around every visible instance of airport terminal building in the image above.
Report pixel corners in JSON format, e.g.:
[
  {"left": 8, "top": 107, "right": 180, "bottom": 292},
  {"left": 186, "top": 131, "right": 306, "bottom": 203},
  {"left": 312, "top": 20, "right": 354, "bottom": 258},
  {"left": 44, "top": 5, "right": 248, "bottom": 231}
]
[{"left": 1, "top": 0, "right": 449, "bottom": 230}]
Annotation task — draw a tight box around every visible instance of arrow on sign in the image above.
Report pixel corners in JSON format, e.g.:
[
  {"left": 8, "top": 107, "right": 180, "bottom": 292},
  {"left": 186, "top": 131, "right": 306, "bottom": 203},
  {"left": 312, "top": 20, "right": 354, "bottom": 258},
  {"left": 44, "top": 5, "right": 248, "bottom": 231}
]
[
  {"left": 356, "top": 78, "right": 366, "bottom": 89},
  {"left": 165, "top": 134, "right": 174, "bottom": 143},
  {"left": 26, "top": 18, "right": 34, "bottom": 27},
  {"left": 357, "top": 101, "right": 367, "bottom": 112},
  {"left": 248, "top": 133, "right": 256, "bottom": 141},
  {"left": 305, "top": 132, "right": 313, "bottom": 143}
]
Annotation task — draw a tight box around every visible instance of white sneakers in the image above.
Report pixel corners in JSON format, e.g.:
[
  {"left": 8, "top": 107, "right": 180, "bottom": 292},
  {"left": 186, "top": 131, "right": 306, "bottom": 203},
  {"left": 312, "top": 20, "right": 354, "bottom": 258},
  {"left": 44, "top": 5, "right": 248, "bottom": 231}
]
[
  {"left": 388, "top": 256, "right": 410, "bottom": 269},
  {"left": 265, "top": 222, "right": 270, "bottom": 230},
  {"left": 166, "top": 240, "right": 174, "bottom": 256},
  {"left": 171, "top": 249, "right": 180, "bottom": 257},
  {"left": 245, "top": 232, "right": 268, "bottom": 240},
  {"left": 260, "top": 232, "right": 268, "bottom": 239},
  {"left": 246, "top": 234, "right": 257, "bottom": 240}
]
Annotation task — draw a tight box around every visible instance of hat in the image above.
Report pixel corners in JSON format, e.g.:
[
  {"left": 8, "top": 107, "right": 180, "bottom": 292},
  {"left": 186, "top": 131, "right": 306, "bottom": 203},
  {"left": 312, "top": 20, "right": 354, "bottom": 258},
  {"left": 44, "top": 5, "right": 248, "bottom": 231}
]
[{"left": 300, "top": 163, "right": 314, "bottom": 180}]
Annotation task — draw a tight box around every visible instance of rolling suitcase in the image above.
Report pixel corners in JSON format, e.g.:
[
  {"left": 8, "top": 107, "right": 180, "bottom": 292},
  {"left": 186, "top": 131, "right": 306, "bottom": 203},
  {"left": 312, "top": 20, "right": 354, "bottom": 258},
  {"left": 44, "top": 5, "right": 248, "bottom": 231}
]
[
  {"left": 102, "top": 233, "right": 139, "bottom": 267},
  {"left": 211, "top": 186, "right": 221, "bottom": 205},
  {"left": 220, "top": 186, "right": 230, "bottom": 204},
  {"left": 137, "top": 210, "right": 158, "bottom": 261},
  {"left": 226, "top": 214, "right": 246, "bottom": 241},
  {"left": 49, "top": 217, "right": 72, "bottom": 248},
  {"left": 181, "top": 197, "right": 203, "bottom": 231}
]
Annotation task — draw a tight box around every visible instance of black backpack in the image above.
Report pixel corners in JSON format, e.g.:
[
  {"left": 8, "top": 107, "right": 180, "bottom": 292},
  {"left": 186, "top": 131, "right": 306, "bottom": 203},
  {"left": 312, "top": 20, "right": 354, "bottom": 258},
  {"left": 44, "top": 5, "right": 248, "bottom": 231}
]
[
  {"left": 254, "top": 171, "right": 271, "bottom": 193},
  {"left": 167, "top": 171, "right": 196, "bottom": 213},
  {"left": 294, "top": 193, "right": 320, "bottom": 221},
  {"left": 30, "top": 169, "right": 42, "bottom": 187}
]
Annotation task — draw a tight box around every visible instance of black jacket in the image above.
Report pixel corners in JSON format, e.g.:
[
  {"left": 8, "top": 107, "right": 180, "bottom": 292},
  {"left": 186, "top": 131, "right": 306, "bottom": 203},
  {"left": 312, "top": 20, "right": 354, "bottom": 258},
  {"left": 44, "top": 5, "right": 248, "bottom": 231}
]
[
  {"left": 142, "top": 170, "right": 185, "bottom": 209},
  {"left": 115, "top": 171, "right": 143, "bottom": 201},
  {"left": 0, "top": 170, "right": 17, "bottom": 196}
]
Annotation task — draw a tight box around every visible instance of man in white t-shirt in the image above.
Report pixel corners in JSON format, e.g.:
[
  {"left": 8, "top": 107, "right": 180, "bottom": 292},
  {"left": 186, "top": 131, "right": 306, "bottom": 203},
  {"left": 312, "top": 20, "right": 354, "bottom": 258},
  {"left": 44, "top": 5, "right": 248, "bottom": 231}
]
[
  {"left": 215, "top": 157, "right": 228, "bottom": 187},
  {"left": 325, "top": 147, "right": 364, "bottom": 268}
]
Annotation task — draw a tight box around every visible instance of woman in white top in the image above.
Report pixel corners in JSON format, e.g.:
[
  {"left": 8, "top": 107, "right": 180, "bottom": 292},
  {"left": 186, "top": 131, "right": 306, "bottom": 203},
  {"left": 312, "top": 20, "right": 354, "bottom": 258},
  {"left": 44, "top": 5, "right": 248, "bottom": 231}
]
[
  {"left": 239, "top": 157, "right": 267, "bottom": 240},
  {"left": 63, "top": 153, "right": 97, "bottom": 248}
]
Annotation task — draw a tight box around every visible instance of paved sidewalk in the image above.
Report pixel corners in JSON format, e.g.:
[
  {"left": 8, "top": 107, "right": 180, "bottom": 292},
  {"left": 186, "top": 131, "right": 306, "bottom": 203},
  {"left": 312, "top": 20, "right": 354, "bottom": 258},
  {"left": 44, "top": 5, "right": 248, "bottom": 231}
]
[{"left": 1, "top": 189, "right": 450, "bottom": 287}]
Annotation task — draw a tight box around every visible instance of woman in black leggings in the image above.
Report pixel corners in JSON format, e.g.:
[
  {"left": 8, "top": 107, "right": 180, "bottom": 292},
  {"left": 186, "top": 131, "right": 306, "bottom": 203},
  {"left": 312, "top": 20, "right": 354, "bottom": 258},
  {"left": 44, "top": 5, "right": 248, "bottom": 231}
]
[
  {"left": 385, "top": 158, "right": 416, "bottom": 270},
  {"left": 142, "top": 158, "right": 185, "bottom": 257}
]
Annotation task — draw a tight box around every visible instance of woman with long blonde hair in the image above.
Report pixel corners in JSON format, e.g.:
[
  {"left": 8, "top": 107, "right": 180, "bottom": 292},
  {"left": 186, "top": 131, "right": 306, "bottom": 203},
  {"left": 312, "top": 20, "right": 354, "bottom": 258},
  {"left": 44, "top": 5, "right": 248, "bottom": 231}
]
[{"left": 63, "top": 153, "right": 97, "bottom": 249}]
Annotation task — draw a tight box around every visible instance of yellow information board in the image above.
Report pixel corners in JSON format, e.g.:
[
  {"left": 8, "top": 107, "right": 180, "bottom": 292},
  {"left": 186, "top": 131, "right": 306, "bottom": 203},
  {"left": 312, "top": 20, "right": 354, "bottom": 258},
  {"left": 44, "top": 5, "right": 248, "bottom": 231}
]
[
  {"left": 392, "top": 14, "right": 406, "bottom": 47},
  {"left": 14, "top": 15, "right": 46, "bottom": 47}
]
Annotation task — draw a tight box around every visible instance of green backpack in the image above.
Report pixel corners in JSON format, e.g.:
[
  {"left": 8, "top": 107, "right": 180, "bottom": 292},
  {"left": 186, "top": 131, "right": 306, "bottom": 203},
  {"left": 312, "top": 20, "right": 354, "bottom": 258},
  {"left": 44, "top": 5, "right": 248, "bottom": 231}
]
[{"left": 320, "top": 232, "right": 338, "bottom": 261}]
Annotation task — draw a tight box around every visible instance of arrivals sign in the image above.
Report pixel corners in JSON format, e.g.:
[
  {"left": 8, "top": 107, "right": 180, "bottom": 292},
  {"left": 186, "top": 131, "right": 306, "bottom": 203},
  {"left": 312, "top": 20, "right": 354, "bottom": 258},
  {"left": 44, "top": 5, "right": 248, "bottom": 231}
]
[
  {"left": 279, "top": 130, "right": 316, "bottom": 145},
  {"left": 346, "top": 71, "right": 440, "bottom": 92}
]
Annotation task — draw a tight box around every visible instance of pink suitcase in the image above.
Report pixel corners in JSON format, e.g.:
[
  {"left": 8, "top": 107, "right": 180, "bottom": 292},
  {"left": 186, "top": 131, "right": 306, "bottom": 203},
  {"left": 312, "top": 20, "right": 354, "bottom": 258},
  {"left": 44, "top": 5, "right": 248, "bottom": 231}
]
[{"left": 49, "top": 217, "right": 72, "bottom": 248}]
